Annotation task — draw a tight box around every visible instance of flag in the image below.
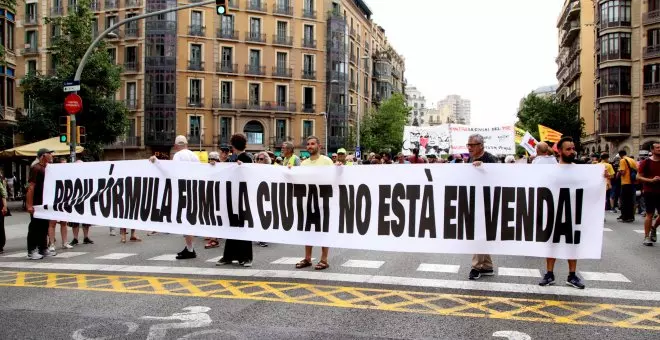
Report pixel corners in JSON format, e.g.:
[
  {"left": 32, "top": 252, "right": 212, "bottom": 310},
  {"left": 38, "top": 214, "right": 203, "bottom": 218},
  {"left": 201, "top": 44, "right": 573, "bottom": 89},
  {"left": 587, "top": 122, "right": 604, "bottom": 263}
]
[
  {"left": 514, "top": 127, "right": 526, "bottom": 144},
  {"left": 520, "top": 132, "right": 538, "bottom": 156},
  {"left": 538, "top": 124, "right": 562, "bottom": 143}
]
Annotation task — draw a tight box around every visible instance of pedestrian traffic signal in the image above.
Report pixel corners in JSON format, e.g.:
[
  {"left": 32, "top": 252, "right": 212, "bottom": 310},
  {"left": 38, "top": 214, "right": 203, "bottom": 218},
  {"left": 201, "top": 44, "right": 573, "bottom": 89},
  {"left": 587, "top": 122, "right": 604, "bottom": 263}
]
[
  {"left": 77, "top": 126, "right": 86, "bottom": 144},
  {"left": 59, "top": 116, "right": 70, "bottom": 143},
  {"left": 216, "top": 0, "right": 228, "bottom": 15}
]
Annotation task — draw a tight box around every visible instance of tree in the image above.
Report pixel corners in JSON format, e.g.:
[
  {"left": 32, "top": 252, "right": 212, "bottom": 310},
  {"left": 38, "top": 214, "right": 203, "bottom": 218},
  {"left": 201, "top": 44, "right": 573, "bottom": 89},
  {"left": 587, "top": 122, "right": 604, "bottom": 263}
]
[
  {"left": 18, "top": 0, "right": 128, "bottom": 158},
  {"left": 360, "top": 93, "right": 410, "bottom": 153},
  {"left": 517, "top": 93, "right": 584, "bottom": 150}
]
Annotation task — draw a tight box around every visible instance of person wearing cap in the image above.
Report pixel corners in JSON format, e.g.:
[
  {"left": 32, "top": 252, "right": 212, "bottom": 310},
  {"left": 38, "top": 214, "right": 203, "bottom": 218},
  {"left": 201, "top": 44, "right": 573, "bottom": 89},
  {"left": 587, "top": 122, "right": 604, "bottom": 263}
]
[
  {"left": 26, "top": 148, "right": 55, "bottom": 260},
  {"left": 281, "top": 141, "right": 301, "bottom": 167},
  {"left": 149, "top": 135, "right": 200, "bottom": 259},
  {"left": 218, "top": 145, "right": 231, "bottom": 162},
  {"left": 335, "top": 148, "right": 353, "bottom": 165}
]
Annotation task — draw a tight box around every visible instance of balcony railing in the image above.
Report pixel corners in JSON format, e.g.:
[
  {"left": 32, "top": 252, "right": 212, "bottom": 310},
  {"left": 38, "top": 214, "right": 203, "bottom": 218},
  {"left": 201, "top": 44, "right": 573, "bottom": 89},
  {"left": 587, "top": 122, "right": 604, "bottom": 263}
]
[
  {"left": 302, "top": 38, "right": 317, "bottom": 49},
  {"left": 246, "top": 31, "right": 266, "bottom": 43},
  {"left": 125, "top": 27, "right": 139, "bottom": 38},
  {"left": 273, "top": 4, "right": 293, "bottom": 16},
  {"left": 301, "top": 103, "right": 316, "bottom": 113},
  {"left": 188, "top": 60, "right": 204, "bottom": 71},
  {"left": 349, "top": 81, "right": 356, "bottom": 91},
  {"left": 236, "top": 100, "right": 295, "bottom": 112},
  {"left": 644, "top": 10, "right": 660, "bottom": 25},
  {"left": 566, "top": 89, "right": 580, "bottom": 102},
  {"left": 272, "top": 66, "right": 292, "bottom": 78},
  {"left": 125, "top": 98, "right": 138, "bottom": 110},
  {"left": 188, "top": 25, "right": 205, "bottom": 37},
  {"left": 90, "top": 0, "right": 100, "bottom": 11},
  {"left": 246, "top": 0, "right": 267, "bottom": 12},
  {"left": 24, "top": 14, "right": 38, "bottom": 25},
  {"left": 22, "top": 46, "right": 39, "bottom": 55},
  {"left": 644, "top": 45, "right": 660, "bottom": 59},
  {"left": 104, "top": 0, "right": 118, "bottom": 10},
  {"left": 245, "top": 64, "right": 266, "bottom": 76},
  {"left": 104, "top": 136, "right": 141, "bottom": 149},
  {"left": 51, "top": 6, "right": 63, "bottom": 16},
  {"left": 187, "top": 97, "right": 204, "bottom": 107},
  {"left": 302, "top": 70, "right": 316, "bottom": 80},
  {"left": 213, "top": 98, "right": 235, "bottom": 109},
  {"left": 271, "top": 136, "right": 292, "bottom": 147},
  {"left": 272, "top": 34, "right": 293, "bottom": 46},
  {"left": 302, "top": 8, "right": 316, "bottom": 19},
  {"left": 123, "top": 61, "right": 139, "bottom": 72},
  {"left": 125, "top": 0, "right": 142, "bottom": 8},
  {"left": 228, "top": 0, "right": 239, "bottom": 9},
  {"left": 644, "top": 83, "right": 660, "bottom": 96},
  {"left": 349, "top": 27, "right": 356, "bottom": 38},
  {"left": 216, "top": 62, "right": 237, "bottom": 74},
  {"left": 217, "top": 29, "right": 238, "bottom": 40},
  {"left": 350, "top": 53, "right": 357, "bottom": 65},
  {"left": 643, "top": 122, "right": 660, "bottom": 135}
]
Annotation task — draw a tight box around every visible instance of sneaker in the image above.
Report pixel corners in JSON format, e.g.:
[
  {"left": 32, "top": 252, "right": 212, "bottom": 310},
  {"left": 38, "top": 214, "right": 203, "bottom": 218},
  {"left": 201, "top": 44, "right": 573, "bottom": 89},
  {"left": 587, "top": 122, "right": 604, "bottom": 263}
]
[
  {"left": 479, "top": 269, "right": 495, "bottom": 276},
  {"left": 257, "top": 242, "right": 268, "bottom": 247},
  {"left": 566, "top": 275, "right": 585, "bottom": 289},
  {"left": 83, "top": 238, "right": 94, "bottom": 244},
  {"left": 109, "top": 230, "right": 117, "bottom": 236},
  {"left": 651, "top": 226, "right": 658, "bottom": 243},
  {"left": 70, "top": 239, "right": 79, "bottom": 246},
  {"left": 62, "top": 243, "right": 73, "bottom": 249},
  {"left": 215, "top": 257, "right": 231, "bottom": 266},
  {"left": 41, "top": 249, "right": 57, "bottom": 257},
  {"left": 175, "top": 248, "right": 196, "bottom": 260},
  {"left": 468, "top": 269, "right": 481, "bottom": 280},
  {"left": 28, "top": 249, "right": 43, "bottom": 260},
  {"left": 48, "top": 244, "right": 56, "bottom": 253},
  {"left": 539, "top": 272, "right": 555, "bottom": 286},
  {"left": 240, "top": 260, "right": 253, "bottom": 267},
  {"left": 643, "top": 237, "right": 653, "bottom": 246}
]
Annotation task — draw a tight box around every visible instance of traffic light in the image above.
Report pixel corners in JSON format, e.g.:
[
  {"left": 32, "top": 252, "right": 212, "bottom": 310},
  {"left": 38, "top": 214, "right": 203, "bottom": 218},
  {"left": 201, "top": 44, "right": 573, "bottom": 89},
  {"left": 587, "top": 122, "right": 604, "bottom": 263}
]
[
  {"left": 77, "top": 126, "right": 86, "bottom": 144},
  {"left": 59, "top": 116, "right": 70, "bottom": 143},
  {"left": 216, "top": 0, "right": 228, "bottom": 15}
]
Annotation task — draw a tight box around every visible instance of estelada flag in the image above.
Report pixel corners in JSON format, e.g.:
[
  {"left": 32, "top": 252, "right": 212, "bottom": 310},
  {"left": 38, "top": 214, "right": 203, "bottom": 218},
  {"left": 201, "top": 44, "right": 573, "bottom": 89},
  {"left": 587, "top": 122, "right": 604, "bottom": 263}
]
[{"left": 538, "top": 124, "right": 562, "bottom": 143}]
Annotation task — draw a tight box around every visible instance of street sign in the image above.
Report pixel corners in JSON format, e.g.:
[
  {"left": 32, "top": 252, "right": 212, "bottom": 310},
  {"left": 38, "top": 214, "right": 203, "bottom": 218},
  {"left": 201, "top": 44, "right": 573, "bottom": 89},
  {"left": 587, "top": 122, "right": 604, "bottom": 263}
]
[
  {"left": 355, "top": 147, "right": 361, "bottom": 158},
  {"left": 63, "top": 80, "right": 81, "bottom": 93},
  {"left": 64, "top": 93, "right": 83, "bottom": 115}
]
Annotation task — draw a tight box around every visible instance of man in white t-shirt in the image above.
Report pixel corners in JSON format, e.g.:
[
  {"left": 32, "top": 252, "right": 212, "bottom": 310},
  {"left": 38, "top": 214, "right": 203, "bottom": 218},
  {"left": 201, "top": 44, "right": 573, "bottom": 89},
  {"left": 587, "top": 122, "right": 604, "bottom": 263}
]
[
  {"left": 149, "top": 135, "right": 200, "bottom": 259},
  {"left": 532, "top": 142, "right": 558, "bottom": 164}
]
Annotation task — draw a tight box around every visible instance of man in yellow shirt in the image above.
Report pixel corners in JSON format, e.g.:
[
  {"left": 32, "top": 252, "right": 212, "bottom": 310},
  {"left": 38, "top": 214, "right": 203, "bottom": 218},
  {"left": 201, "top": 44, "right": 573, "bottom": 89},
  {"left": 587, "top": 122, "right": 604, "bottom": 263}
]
[
  {"left": 336, "top": 148, "right": 353, "bottom": 165},
  {"left": 601, "top": 153, "right": 615, "bottom": 211},
  {"left": 618, "top": 150, "right": 638, "bottom": 222}
]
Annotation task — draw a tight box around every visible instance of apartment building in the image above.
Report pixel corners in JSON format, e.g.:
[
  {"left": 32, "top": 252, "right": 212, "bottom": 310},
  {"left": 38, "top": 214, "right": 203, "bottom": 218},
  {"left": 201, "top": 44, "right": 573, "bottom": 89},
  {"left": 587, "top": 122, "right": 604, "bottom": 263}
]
[
  {"left": 437, "top": 95, "right": 471, "bottom": 125},
  {"left": 556, "top": 0, "right": 595, "bottom": 149},
  {"left": 0, "top": 7, "right": 17, "bottom": 144},
  {"left": 405, "top": 85, "right": 426, "bottom": 126}
]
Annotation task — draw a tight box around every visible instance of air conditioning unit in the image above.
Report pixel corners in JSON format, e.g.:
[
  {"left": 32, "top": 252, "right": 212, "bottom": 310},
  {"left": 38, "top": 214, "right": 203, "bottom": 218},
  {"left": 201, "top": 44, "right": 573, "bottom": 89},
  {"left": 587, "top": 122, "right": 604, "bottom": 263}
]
[{"left": 24, "top": 44, "right": 31, "bottom": 49}]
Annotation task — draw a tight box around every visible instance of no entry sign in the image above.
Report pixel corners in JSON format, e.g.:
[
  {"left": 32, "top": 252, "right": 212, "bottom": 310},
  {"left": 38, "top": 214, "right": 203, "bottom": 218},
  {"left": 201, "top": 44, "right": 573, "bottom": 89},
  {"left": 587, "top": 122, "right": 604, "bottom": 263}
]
[{"left": 64, "top": 93, "right": 83, "bottom": 115}]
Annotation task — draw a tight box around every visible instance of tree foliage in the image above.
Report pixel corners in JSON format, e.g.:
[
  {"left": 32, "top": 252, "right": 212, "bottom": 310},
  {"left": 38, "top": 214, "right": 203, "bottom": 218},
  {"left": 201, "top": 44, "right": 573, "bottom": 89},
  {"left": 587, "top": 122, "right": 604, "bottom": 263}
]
[
  {"left": 18, "top": 0, "right": 128, "bottom": 157},
  {"left": 516, "top": 93, "right": 584, "bottom": 150},
  {"left": 360, "top": 93, "right": 410, "bottom": 153}
]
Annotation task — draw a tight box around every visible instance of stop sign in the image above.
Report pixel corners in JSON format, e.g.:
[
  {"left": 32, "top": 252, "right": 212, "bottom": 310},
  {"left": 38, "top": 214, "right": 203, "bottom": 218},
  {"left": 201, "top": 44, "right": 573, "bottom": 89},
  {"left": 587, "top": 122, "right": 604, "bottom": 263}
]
[{"left": 64, "top": 93, "right": 83, "bottom": 115}]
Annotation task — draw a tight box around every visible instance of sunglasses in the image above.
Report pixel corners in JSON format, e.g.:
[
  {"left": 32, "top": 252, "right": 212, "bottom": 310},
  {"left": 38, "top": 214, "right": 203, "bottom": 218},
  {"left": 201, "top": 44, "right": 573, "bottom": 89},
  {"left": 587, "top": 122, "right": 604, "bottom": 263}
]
[{"left": 257, "top": 158, "right": 265, "bottom": 161}]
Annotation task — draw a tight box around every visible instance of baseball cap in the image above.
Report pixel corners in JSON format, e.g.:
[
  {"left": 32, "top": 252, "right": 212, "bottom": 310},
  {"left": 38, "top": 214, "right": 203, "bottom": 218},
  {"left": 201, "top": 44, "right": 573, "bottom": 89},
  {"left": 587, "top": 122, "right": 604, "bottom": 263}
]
[
  {"left": 337, "top": 148, "right": 347, "bottom": 154},
  {"left": 37, "top": 148, "right": 54, "bottom": 157},
  {"left": 174, "top": 135, "right": 188, "bottom": 146},
  {"left": 208, "top": 151, "right": 220, "bottom": 161},
  {"left": 219, "top": 144, "right": 230, "bottom": 152}
]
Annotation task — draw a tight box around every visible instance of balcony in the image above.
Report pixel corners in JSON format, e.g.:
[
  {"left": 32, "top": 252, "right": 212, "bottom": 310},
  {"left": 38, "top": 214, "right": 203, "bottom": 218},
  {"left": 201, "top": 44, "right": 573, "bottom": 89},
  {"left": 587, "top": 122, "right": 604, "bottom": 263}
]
[
  {"left": 302, "top": 38, "right": 317, "bottom": 49},
  {"left": 271, "top": 136, "right": 292, "bottom": 147},
  {"left": 125, "top": 0, "right": 142, "bottom": 8},
  {"left": 273, "top": 4, "right": 293, "bottom": 16},
  {"left": 600, "top": 121, "right": 631, "bottom": 137},
  {"left": 272, "top": 66, "right": 292, "bottom": 78},
  {"left": 644, "top": 45, "right": 660, "bottom": 60},
  {"left": 365, "top": 41, "right": 370, "bottom": 51},
  {"left": 104, "top": 136, "right": 141, "bottom": 149},
  {"left": 0, "top": 108, "right": 16, "bottom": 123},
  {"left": 188, "top": 60, "right": 204, "bottom": 71},
  {"left": 24, "top": 13, "right": 39, "bottom": 25},
  {"left": 566, "top": 89, "right": 580, "bottom": 103},
  {"left": 644, "top": 10, "right": 660, "bottom": 25},
  {"left": 188, "top": 25, "right": 205, "bottom": 37},
  {"left": 245, "top": 64, "right": 266, "bottom": 76},
  {"left": 213, "top": 98, "right": 236, "bottom": 109},
  {"left": 302, "top": 8, "right": 316, "bottom": 19},
  {"left": 349, "top": 81, "right": 357, "bottom": 92},
  {"left": 349, "top": 27, "right": 356, "bottom": 38},
  {"left": 22, "top": 46, "right": 39, "bottom": 55},
  {"left": 245, "top": 31, "right": 266, "bottom": 43},
  {"left": 350, "top": 53, "right": 357, "bottom": 65},
  {"left": 302, "top": 70, "right": 316, "bottom": 80},
  {"left": 51, "top": 6, "right": 63, "bottom": 16},
  {"left": 125, "top": 98, "right": 138, "bottom": 110},
  {"left": 217, "top": 29, "right": 238, "bottom": 40},
  {"left": 246, "top": 0, "right": 267, "bottom": 13},
  {"left": 145, "top": 132, "right": 175, "bottom": 146},
  {"left": 645, "top": 83, "right": 660, "bottom": 96},
  {"left": 125, "top": 27, "right": 139, "bottom": 38},
  {"left": 561, "top": 21, "right": 580, "bottom": 47},
  {"left": 643, "top": 122, "right": 660, "bottom": 136},
  {"left": 272, "top": 34, "right": 293, "bottom": 46},
  {"left": 104, "top": 0, "right": 118, "bottom": 10},
  {"left": 187, "top": 97, "right": 204, "bottom": 107},
  {"left": 123, "top": 61, "right": 139, "bottom": 72},
  {"left": 236, "top": 100, "right": 295, "bottom": 112},
  {"left": 90, "top": 0, "right": 100, "bottom": 11},
  {"left": 216, "top": 62, "right": 237, "bottom": 74},
  {"left": 301, "top": 103, "right": 316, "bottom": 113}
]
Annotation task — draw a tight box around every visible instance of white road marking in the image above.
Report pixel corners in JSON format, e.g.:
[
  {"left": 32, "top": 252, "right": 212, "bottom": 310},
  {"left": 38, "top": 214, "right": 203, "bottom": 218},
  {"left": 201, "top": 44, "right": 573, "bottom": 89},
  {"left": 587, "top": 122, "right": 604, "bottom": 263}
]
[
  {"left": 634, "top": 230, "right": 646, "bottom": 234},
  {"left": 95, "top": 253, "right": 137, "bottom": 260},
  {"left": 0, "top": 262, "right": 657, "bottom": 301},
  {"left": 342, "top": 260, "right": 385, "bottom": 269},
  {"left": 498, "top": 267, "right": 542, "bottom": 278},
  {"left": 492, "top": 331, "right": 531, "bottom": 340},
  {"left": 603, "top": 228, "right": 613, "bottom": 232},
  {"left": 1, "top": 252, "right": 27, "bottom": 258},
  {"left": 54, "top": 252, "right": 88, "bottom": 258},
  {"left": 579, "top": 271, "right": 631, "bottom": 283},
  {"left": 416, "top": 264, "right": 460, "bottom": 273},
  {"left": 206, "top": 256, "right": 224, "bottom": 263},
  {"left": 148, "top": 254, "right": 178, "bottom": 261},
  {"left": 270, "top": 257, "right": 316, "bottom": 265}
]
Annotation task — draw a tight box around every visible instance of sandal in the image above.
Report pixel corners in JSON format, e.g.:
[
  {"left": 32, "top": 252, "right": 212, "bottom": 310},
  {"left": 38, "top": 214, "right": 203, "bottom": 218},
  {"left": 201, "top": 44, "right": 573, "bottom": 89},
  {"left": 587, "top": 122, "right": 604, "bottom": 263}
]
[
  {"left": 205, "top": 240, "right": 220, "bottom": 249},
  {"left": 120, "top": 235, "right": 126, "bottom": 243},
  {"left": 147, "top": 231, "right": 158, "bottom": 236},
  {"left": 295, "top": 259, "right": 312, "bottom": 269},
  {"left": 314, "top": 261, "right": 330, "bottom": 270},
  {"left": 129, "top": 236, "right": 142, "bottom": 242}
]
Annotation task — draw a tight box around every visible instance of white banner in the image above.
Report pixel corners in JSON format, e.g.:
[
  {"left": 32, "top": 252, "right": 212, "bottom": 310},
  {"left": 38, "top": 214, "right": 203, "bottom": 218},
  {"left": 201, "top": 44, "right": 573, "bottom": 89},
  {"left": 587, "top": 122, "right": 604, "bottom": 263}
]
[
  {"left": 35, "top": 161, "right": 606, "bottom": 259},
  {"left": 401, "top": 125, "right": 451, "bottom": 157},
  {"left": 449, "top": 124, "right": 516, "bottom": 155}
]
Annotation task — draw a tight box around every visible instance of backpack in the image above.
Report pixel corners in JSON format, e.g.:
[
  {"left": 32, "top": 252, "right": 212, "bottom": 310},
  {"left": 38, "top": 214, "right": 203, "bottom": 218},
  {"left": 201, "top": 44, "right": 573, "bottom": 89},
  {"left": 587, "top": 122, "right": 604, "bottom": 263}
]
[{"left": 624, "top": 158, "right": 637, "bottom": 183}]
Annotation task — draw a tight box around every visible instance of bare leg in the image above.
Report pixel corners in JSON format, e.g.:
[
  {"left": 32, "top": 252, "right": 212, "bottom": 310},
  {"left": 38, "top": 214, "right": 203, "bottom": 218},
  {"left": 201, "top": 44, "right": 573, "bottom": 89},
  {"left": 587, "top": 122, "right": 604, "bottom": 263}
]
[
  {"left": 320, "top": 247, "right": 329, "bottom": 263},
  {"left": 546, "top": 258, "right": 556, "bottom": 272},
  {"left": 48, "top": 220, "right": 56, "bottom": 245},
  {"left": 568, "top": 259, "right": 577, "bottom": 272},
  {"left": 304, "top": 246, "right": 313, "bottom": 261},
  {"left": 60, "top": 223, "right": 68, "bottom": 246},
  {"left": 184, "top": 235, "right": 193, "bottom": 250}
]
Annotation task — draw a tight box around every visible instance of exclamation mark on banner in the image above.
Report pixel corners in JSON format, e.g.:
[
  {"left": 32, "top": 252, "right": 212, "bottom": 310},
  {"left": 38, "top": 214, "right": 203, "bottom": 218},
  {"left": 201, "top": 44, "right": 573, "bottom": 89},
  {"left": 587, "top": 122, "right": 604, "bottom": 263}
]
[
  {"left": 214, "top": 182, "right": 222, "bottom": 225},
  {"left": 574, "top": 189, "right": 583, "bottom": 244}
]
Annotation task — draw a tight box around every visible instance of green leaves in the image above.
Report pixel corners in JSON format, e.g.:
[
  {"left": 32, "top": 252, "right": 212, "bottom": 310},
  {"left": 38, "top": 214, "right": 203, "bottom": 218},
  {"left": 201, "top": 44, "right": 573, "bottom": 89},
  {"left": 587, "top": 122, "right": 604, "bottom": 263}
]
[
  {"left": 360, "top": 93, "right": 411, "bottom": 153},
  {"left": 516, "top": 93, "right": 584, "bottom": 149}
]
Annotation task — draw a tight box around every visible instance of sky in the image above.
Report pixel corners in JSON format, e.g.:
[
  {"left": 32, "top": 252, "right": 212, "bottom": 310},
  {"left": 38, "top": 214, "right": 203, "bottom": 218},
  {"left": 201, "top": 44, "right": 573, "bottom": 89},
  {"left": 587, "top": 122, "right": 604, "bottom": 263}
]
[{"left": 364, "top": 0, "right": 561, "bottom": 125}]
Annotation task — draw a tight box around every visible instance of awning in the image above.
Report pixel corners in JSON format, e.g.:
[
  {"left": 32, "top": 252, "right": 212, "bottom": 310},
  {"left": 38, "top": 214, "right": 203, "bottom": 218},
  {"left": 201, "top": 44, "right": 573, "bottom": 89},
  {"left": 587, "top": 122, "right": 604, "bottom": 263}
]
[{"left": 0, "top": 137, "right": 84, "bottom": 158}]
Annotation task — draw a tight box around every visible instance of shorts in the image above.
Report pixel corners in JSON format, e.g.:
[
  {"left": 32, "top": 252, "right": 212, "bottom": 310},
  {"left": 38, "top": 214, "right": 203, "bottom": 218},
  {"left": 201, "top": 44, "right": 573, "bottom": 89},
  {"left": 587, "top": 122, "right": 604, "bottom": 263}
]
[{"left": 643, "top": 192, "right": 660, "bottom": 214}]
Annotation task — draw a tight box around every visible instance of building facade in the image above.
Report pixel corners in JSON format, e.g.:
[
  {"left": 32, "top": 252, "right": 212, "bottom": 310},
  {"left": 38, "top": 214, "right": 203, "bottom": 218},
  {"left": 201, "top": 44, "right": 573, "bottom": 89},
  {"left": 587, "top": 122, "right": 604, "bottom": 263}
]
[
  {"left": 9, "top": 0, "right": 403, "bottom": 158},
  {"left": 0, "top": 7, "right": 18, "bottom": 141},
  {"left": 405, "top": 85, "right": 425, "bottom": 126},
  {"left": 437, "top": 94, "right": 470, "bottom": 125}
]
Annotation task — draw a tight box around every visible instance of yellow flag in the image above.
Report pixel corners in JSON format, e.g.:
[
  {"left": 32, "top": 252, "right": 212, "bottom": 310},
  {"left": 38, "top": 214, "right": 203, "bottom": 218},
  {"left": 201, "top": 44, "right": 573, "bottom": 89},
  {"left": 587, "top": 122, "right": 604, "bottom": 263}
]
[
  {"left": 514, "top": 127, "right": 526, "bottom": 144},
  {"left": 194, "top": 151, "right": 208, "bottom": 163},
  {"left": 538, "top": 124, "right": 562, "bottom": 143}
]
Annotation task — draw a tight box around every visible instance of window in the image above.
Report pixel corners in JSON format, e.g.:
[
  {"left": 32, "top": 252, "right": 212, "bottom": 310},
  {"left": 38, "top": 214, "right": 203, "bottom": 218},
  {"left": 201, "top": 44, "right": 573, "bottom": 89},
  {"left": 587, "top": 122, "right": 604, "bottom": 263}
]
[
  {"left": 190, "top": 79, "right": 201, "bottom": 101},
  {"left": 107, "top": 48, "right": 116, "bottom": 63},
  {"left": 244, "top": 121, "right": 264, "bottom": 145},
  {"left": 126, "top": 82, "right": 137, "bottom": 108},
  {"left": 600, "top": 32, "right": 631, "bottom": 61},
  {"left": 644, "top": 64, "right": 660, "bottom": 85},
  {"left": 191, "top": 10, "right": 202, "bottom": 27},
  {"left": 600, "top": 0, "right": 631, "bottom": 27},
  {"left": 650, "top": 0, "right": 660, "bottom": 12},
  {"left": 304, "top": 24, "right": 314, "bottom": 40},
  {"left": 128, "top": 119, "right": 136, "bottom": 138},
  {"left": 106, "top": 15, "right": 118, "bottom": 30},
  {"left": 125, "top": 46, "right": 137, "bottom": 63},
  {"left": 599, "top": 66, "right": 631, "bottom": 96},
  {"left": 600, "top": 103, "right": 631, "bottom": 134},
  {"left": 276, "top": 21, "right": 287, "bottom": 37},
  {"left": 126, "top": 13, "right": 137, "bottom": 34},
  {"left": 221, "top": 46, "right": 233, "bottom": 65},
  {"left": 190, "top": 44, "right": 202, "bottom": 62},
  {"left": 649, "top": 29, "right": 660, "bottom": 47},
  {"left": 303, "top": 87, "right": 314, "bottom": 111},
  {"left": 276, "top": 119, "right": 286, "bottom": 139},
  {"left": 249, "top": 49, "right": 260, "bottom": 66},
  {"left": 249, "top": 83, "right": 260, "bottom": 104},
  {"left": 303, "top": 120, "right": 314, "bottom": 137},
  {"left": 7, "top": 21, "right": 13, "bottom": 50},
  {"left": 250, "top": 17, "right": 261, "bottom": 34},
  {"left": 276, "top": 52, "right": 287, "bottom": 69},
  {"left": 189, "top": 116, "right": 201, "bottom": 137},
  {"left": 26, "top": 3, "right": 37, "bottom": 21},
  {"left": 276, "top": 85, "right": 287, "bottom": 106},
  {"left": 221, "top": 15, "right": 234, "bottom": 32},
  {"left": 26, "top": 30, "right": 37, "bottom": 47},
  {"left": 6, "top": 78, "right": 14, "bottom": 107},
  {"left": 220, "top": 117, "right": 232, "bottom": 141},
  {"left": 221, "top": 81, "right": 232, "bottom": 105},
  {"left": 647, "top": 102, "right": 660, "bottom": 123},
  {"left": 27, "top": 60, "right": 37, "bottom": 74},
  {"left": 303, "top": 54, "right": 314, "bottom": 72},
  {"left": 91, "top": 18, "right": 98, "bottom": 37}
]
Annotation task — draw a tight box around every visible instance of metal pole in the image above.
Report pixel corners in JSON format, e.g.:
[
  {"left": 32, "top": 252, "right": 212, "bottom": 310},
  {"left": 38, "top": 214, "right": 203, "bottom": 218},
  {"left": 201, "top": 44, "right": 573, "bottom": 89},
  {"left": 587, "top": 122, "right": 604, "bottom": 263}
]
[{"left": 70, "top": 0, "right": 216, "bottom": 161}]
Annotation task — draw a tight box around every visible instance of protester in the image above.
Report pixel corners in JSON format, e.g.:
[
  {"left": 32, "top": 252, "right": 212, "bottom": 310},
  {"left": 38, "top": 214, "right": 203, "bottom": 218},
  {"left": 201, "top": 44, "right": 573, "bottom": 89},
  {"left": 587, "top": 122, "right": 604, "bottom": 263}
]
[
  {"left": 618, "top": 150, "right": 637, "bottom": 223},
  {"left": 69, "top": 160, "right": 94, "bottom": 246},
  {"left": 26, "top": 148, "right": 55, "bottom": 260},
  {"left": 601, "top": 153, "right": 615, "bottom": 212},
  {"left": 635, "top": 142, "right": 660, "bottom": 246},
  {"left": 0, "top": 178, "right": 6, "bottom": 254},
  {"left": 532, "top": 142, "right": 557, "bottom": 164},
  {"left": 281, "top": 141, "right": 301, "bottom": 167},
  {"left": 336, "top": 148, "right": 353, "bottom": 165}
]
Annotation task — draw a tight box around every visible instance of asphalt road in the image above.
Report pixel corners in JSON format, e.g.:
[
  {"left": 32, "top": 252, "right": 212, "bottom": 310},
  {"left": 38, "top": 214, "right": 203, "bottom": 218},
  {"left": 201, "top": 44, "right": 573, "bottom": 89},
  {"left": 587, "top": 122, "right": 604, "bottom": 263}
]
[{"left": 0, "top": 206, "right": 658, "bottom": 339}]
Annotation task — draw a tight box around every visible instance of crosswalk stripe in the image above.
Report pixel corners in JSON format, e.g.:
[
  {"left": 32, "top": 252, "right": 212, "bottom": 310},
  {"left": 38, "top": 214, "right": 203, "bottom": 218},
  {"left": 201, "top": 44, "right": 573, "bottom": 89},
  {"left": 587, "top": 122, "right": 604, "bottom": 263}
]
[
  {"left": 603, "top": 228, "right": 613, "bottom": 232},
  {"left": 271, "top": 257, "right": 316, "bottom": 265},
  {"left": 579, "top": 271, "right": 631, "bottom": 283},
  {"left": 147, "top": 254, "right": 178, "bottom": 261},
  {"left": 1, "top": 252, "right": 27, "bottom": 258},
  {"left": 634, "top": 230, "right": 646, "bottom": 234},
  {"left": 416, "top": 264, "right": 460, "bottom": 273},
  {"left": 95, "top": 253, "right": 137, "bottom": 260},
  {"left": 206, "top": 256, "right": 223, "bottom": 263},
  {"left": 342, "top": 260, "right": 384, "bottom": 269},
  {"left": 54, "top": 252, "right": 88, "bottom": 258},
  {"left": 498, "top": 267, "right": 542, "bottom": 278}
]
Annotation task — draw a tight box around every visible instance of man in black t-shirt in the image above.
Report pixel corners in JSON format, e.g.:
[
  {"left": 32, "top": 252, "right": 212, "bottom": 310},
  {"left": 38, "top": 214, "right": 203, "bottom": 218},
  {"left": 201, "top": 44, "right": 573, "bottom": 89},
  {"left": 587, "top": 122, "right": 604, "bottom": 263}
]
[
  {"left": 466, "top": 134, "right": 498, "bottom": 280},
  {"left": 26, "top": 148, "right": 54, "bottom": 260}
]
